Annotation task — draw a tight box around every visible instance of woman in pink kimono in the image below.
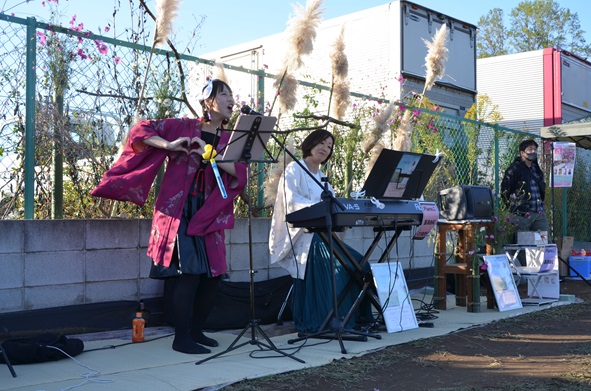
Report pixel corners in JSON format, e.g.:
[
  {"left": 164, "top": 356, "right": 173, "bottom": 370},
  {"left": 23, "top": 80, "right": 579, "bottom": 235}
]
[{"left": 92, "top": 79, "right": 247, "bottom": 354}]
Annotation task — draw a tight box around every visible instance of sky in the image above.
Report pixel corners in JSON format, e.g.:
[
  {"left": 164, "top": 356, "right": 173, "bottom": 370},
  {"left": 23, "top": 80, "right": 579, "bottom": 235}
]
[{"left": 2, "top": 0, "right": 591, "bottom": 55}]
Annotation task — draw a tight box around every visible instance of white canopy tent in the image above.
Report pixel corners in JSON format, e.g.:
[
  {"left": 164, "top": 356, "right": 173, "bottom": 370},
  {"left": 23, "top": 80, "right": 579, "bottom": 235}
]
[{"left": 540, "top": 115, "right": 591, "bottom": 149}]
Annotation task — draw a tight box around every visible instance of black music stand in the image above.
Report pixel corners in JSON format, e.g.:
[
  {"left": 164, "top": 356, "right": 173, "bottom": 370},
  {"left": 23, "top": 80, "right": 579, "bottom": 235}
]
[
  {"left": 271, "top": 135, "right": 381, "bottom": 354},
  {"left": 1, "top": 341, "right": 17, "bottom": 378},
  {"left": 362, "top": 149, "right": 439, "bottom": 200},
  {"left": 196, "top": 114, "right": 304, "bottom": 365}
]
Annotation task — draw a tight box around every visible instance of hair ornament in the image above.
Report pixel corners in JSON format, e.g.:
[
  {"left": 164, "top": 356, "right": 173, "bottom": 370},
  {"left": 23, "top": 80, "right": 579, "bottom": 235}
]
[{"left": 198, "top": 78, "right": 218, "bottom": 102}]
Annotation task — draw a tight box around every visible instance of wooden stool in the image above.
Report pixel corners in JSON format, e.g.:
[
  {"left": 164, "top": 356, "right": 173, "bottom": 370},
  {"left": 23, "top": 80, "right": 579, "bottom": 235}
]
[{"left": 434, "top": 220, "right": 494, "bottom": 312}]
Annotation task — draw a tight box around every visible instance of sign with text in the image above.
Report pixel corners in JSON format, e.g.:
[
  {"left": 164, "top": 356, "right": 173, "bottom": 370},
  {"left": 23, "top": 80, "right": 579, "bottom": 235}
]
[
  {"left": 413, "top": 202, "right": 439, "bottom": 240},
  {"left": 551, "top": 142, "right": 576, "bottom": 187}
]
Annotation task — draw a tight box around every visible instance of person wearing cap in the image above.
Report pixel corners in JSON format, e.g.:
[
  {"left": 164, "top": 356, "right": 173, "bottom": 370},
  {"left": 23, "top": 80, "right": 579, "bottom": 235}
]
[
  {"left": 501, "top": 139, "right": 548, "bottom": 233},
  {"left": 92, "top": 79, "right": 247, "bottom": 354}
]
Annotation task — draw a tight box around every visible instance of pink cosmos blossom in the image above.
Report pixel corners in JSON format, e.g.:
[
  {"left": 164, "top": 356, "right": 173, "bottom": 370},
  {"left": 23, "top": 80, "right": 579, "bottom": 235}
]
[
  {"left": 77, "top": 48, "right": 87, "bottom": 60},
  {"left": 396, "top": 75, "right": 404, "bottom": 83},
  {"left": 94, "top": 40, "right": 108, "bottom": 55},
  {"left": 524, "top": 212, "right": 531, "bottom": 218},
  {"left": 493, "top": 216, "right": 498, "bottom": 222},
  {"left": 413, "top": 109, "right": 420, "bottom": 117},
  {"left": 71, "top": 23, "right": 84, "bottom": 32},
  {"left": 36, "top": 31, "right": 47, "bottom": 46},
  {"left": 104, "top": 26, "right": 110, "bottom": 33},
  {"left": 113, "top": 56, "right": 121, "bottom": 64}
]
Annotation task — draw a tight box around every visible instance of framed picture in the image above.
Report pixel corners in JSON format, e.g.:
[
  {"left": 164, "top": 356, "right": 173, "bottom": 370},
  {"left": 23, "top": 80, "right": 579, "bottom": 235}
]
[
  {"left": 370, "top": 262, "right": 418, "bottom": 332},
  {"left": 484, "top": 254, "right": 523, "bottom": 312}
]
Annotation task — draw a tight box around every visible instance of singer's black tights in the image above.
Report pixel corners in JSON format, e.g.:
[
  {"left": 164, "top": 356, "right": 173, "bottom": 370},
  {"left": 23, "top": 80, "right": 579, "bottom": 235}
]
[{"left": 171, "top": 274, "right": 220, "bottom": 354}]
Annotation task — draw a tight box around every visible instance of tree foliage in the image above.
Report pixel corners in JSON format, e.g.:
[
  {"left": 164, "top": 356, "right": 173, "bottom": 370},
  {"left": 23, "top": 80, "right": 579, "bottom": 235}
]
[{"left": 477, "top": 0, "right": 591, "bottom": 58}]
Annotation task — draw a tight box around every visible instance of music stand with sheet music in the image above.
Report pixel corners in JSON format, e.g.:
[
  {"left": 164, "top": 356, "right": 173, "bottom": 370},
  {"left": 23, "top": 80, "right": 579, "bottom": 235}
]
[
  {"left": 197, "top": 113, "right": 304, "bottom": 365},
  {"left": 221, "top": 114, "right": 276, "bottom": 162},
  {"left": 361, "top": 149, "right": 440, "bottom": 200}
]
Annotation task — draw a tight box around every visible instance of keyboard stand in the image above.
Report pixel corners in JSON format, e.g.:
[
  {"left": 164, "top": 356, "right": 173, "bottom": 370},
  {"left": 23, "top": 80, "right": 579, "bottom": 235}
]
[{"left": 288, "top": 224, "right": 409, "bottom": 350}]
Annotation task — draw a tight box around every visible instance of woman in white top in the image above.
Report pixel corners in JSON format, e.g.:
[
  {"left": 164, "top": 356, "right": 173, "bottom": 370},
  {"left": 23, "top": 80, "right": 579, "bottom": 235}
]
[{"left": 269, "top": 129, "right": 373, "bottom": 333}]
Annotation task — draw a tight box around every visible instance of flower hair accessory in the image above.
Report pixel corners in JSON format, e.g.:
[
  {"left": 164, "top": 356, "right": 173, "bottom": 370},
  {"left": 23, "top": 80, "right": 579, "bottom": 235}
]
[{"left": 198, "top": 79, "right": 217, "bottom": 102}]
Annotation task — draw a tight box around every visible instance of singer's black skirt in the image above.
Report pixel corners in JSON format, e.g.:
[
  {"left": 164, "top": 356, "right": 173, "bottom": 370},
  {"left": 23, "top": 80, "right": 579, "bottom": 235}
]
[{"left": 150, "top": 173, "right": 210, "bottom": 278}]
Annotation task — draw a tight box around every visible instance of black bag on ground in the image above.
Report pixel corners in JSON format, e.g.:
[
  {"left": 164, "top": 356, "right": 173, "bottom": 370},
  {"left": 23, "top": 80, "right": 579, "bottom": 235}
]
[{"left": 0, "top": 333, "right": 84, "bottom": 365}]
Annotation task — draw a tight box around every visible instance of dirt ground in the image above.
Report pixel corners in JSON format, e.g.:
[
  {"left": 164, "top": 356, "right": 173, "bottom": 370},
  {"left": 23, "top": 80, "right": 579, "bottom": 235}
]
[{"left": 222, "top": 279, "right": 591, "bottom": 391}]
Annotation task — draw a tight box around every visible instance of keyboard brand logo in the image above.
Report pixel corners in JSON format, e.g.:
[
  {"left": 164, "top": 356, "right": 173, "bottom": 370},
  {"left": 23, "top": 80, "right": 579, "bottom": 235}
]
[{"left": 343, "top": 202, "right": 360, "bottom": 211}]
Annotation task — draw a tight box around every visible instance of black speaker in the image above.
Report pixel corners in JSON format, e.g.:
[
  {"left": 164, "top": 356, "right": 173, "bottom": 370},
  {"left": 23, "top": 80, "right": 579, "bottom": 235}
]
[{"left": 439, "top": 185, "right": 493, "bottom": 220}]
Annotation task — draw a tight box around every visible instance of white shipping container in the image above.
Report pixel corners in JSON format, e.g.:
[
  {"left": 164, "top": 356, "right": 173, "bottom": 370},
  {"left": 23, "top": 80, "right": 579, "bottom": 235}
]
[
  {"left": 477, "top": 48, "right": 591, "bottom": 134},
  {"left": 193, "top": 1, "right": 477, "bottom": 117}
]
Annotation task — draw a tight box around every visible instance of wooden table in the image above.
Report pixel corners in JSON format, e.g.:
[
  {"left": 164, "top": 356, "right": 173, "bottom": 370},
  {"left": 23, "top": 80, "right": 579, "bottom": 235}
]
[{"left": 434, "top": 220, "right": 494, "bottom": 312}]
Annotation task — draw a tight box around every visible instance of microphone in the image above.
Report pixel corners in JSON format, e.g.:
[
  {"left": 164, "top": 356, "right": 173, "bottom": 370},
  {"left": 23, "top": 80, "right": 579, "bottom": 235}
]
[{"left": 240, "top": 105, "right": 262, "bottom": 116}]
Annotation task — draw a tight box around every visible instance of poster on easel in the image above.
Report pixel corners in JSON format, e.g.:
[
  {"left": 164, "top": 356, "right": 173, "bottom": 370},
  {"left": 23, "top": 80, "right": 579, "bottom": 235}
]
[
  {"left": 370, "top": 262, "right": 418, "bottom": 333},
  {"left": 551, "top": 142, "right": 576, "bottom": 187},
  {"left": 483, "top": 255, "right": 523, "bottom": 312}
]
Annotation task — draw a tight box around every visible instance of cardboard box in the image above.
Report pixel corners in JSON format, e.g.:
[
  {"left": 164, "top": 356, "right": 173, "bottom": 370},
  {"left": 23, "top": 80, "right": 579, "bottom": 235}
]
[
  {"left": 518, "top": 231, "right": 548, "bottom": 245},
  {"left": 556, "top": 236, "right": 574, "bottom": 277}
]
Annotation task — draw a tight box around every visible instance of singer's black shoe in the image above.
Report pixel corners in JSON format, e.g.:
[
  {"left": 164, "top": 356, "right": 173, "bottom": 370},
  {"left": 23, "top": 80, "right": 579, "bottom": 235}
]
[
  {"left": 172, "top": 335, "right": 211, "bottom": 354},
  {"left": 191, "top": 330, "right": 219, "bottom": 347}
]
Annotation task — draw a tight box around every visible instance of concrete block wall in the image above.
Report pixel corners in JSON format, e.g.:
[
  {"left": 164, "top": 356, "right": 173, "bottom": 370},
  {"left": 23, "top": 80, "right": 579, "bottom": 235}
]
[{"left": 0, "top": 219, "right": 435, "bottom": 314}]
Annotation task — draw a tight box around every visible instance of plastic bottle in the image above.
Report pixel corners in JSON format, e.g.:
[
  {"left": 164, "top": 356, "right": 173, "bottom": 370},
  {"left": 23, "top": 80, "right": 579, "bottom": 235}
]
[{"left": 132, "top": 311, "right": 145, "bottom": 343}]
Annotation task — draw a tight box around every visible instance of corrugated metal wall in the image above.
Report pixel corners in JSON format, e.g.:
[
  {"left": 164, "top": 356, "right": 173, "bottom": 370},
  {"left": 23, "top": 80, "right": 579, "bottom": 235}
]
[{"left": 478, "top": 50, "right": 546, "bottom": 133}]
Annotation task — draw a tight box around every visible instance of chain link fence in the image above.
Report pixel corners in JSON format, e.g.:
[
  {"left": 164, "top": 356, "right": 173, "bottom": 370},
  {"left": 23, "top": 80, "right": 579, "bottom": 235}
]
[{"left": 1, "top": 14, "right": 590, "bottom": 240}]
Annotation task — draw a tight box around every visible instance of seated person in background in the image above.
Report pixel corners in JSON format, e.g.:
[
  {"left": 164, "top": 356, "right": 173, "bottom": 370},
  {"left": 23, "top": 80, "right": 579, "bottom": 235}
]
[{"left": 268, "top": 129, "right": 373, "bottom": 333}]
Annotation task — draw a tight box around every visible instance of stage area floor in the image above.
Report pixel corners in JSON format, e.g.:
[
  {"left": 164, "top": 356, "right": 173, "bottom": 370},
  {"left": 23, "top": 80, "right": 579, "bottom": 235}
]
[{"left": 2, "top": 293, "right": 572, "bottom": 391}]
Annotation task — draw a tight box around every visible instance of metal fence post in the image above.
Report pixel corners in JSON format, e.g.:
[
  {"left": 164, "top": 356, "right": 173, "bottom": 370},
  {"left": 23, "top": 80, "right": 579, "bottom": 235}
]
[{"left": 24, "top": 17, "right": 37, "bottom": 219}]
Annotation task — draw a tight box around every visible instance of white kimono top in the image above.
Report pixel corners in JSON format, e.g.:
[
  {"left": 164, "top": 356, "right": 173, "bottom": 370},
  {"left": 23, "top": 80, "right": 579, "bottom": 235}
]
[{"left": 268, "top": 160, "right": 333, "bottom": 279}]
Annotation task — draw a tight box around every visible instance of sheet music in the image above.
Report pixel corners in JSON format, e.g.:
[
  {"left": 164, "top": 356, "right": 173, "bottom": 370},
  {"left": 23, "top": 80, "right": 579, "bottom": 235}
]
[{"left": 383, "top": 154, "right": 420, "bottom": 198}]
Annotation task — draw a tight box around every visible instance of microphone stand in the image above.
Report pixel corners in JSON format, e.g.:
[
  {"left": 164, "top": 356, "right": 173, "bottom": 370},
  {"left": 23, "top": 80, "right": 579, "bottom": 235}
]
[{"left": 196, "top": 117, "right": 304, "bottom": 366}]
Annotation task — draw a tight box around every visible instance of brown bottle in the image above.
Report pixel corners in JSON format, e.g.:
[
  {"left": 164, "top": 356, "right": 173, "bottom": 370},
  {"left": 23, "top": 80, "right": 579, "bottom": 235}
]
[{"left": 132, "top": 311, "right": 145, "bottom": 343}]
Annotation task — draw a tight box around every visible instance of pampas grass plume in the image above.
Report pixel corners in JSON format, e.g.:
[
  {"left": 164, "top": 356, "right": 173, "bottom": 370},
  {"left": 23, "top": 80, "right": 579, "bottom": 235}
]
[
  {"left": 363, "top": 102, "right": 395, "bottom": 154},
  {"left": 330, "top": 26, "right": 349, "bottom": 119},
  {"left": 393, "top": 109, "right": 413, "bottom": 151},
  {"left": 274, "top": 67, "right": 299, "bottom": 113},
  {"left": 422, "top": 24, "right": 448, "bottom": 94},
  {"left": 284, "top": 0, "right": 324, "bottom": 70},
  {"left": 213, "top": 58, "right": 228, "bottom": 84},
  {"left": 264, "top": 137, "right": 296, "bottom": 206},
  {"left": 154, "top": 0, "right": 181, "bottom": 47}
]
